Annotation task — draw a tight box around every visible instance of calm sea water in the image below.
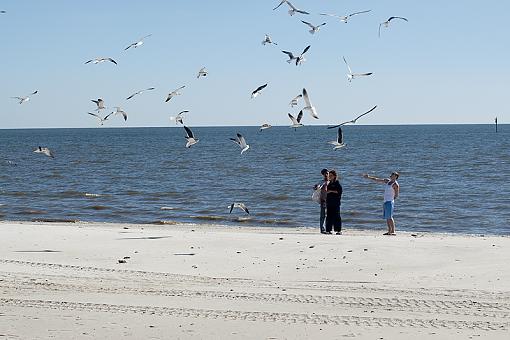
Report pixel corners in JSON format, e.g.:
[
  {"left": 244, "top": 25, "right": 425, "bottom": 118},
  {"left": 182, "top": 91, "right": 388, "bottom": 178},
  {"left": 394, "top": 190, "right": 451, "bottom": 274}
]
[{"left": 0, "top": 125, "right": 509, "bottom": 235}]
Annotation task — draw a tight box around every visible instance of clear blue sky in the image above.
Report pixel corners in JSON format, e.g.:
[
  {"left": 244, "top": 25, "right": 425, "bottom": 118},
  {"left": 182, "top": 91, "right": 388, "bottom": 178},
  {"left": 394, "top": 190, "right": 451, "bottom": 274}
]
[{"left": 1, "top": 0, "right": 508, "bottom": 128}]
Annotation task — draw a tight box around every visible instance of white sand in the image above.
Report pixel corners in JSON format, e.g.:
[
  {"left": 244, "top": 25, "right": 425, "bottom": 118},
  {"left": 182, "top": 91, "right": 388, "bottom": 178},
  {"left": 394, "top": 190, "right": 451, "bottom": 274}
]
[{"left": 1, "top": 221, "right": 509, "bottom": 339}]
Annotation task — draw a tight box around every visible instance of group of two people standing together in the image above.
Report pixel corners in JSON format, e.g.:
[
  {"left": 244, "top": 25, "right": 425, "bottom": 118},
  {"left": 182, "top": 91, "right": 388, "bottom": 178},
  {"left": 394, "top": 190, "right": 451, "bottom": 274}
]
[{"left": 315, "top": 169, "right": 400, "bottom": 235}]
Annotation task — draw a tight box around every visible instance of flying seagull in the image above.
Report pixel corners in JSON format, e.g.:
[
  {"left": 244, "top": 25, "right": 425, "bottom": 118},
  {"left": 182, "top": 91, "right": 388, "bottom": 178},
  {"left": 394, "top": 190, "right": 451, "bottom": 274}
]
[
  {"left": 126, "top": 87, "right": 155, "bottom": 100},
  {"left": 288, "top": 111, "right": 303, "bottom": 129},
  {"left": 379, "top": 16, "right": 408, "bottom": 37},
  {"left": 230, "top": 133, "right": 250, "bottom": 154},
  {"left": 165, "top": 85, "right": 185, "bottom": 102},
  {"left": 273, "top": 0, "right": 309, "bottom": 16},
  {"left": 112, "top": 107, "right": 128, "bottom": 121},
  {"left": 301, "top": 20, "right": 326, "bottom": 34},
  {"left": 328, "top": 128, "right": 346, "bottom": 150},
  {"left": 251, "top": 83, "right": 268, "bottom": 98},
  {"left": 87, "top": 112, "right": 114, "bottom": 126},
  {"left": 33, "top": 146, "right": 55, "bottom": 158},
  {"left": 289, "top": 94, "right": 302, "bottom": 107},
  {"left": 327, "top": 105, "right": 377, "bottom": 129},
  {"left": 91, "top": 98, "right": 106, "bottom": 111},
  {"left": 282, "top": 45, "right": 310, "bottom": 65},
  {"left": 229, "top": 202, "right": 250, "bottom": 214},
  {"left": 170, "top": 110, "right": 189, "bottom": 125},
  {"left": 11, "top": 90, "right": 38, "bottom": 104},
  {"left": 320, "top": 10, "right": 371, "bottom": 23},
  {"left": 184, "top": 126, "right": 199, "bottom": 148},
  {"left": 85, "top": 57, "right": 117, "bottom": 65},
  {"left": 262, "top": 34, "right": 278, "bottom": 46},
  {"left": 124, "top": 34, "right": 152, "bottom": 50},
  {"left": 302, "top": 88, "right": 319, "bottom": 119},
  {"left": 260, "top": 123, "right": 272, "bottom": 131},
  {"left": 342, "top": 56, "right": 373, "bottom": 82},
  {"left": 197, "top": 67, "right": 208, "bottom": 79}
]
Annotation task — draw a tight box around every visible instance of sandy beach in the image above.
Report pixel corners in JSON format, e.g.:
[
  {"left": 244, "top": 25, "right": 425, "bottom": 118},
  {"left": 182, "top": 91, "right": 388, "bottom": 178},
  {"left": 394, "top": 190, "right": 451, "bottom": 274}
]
[{"left": 0, "top": 221, "right": 509, "bottom": 339}]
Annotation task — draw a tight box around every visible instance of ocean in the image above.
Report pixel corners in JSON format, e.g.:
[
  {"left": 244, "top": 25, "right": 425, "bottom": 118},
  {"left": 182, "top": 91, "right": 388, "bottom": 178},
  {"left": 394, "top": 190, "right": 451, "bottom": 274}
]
[{"left": 0, "top": 125, "right": 508, "bottom": 235}]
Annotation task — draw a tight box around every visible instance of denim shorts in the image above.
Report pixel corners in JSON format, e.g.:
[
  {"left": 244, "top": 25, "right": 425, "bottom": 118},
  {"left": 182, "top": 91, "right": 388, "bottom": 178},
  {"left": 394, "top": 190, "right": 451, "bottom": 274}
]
[{"left": 383, "top": 201, "right": 394, "bottom": 219}]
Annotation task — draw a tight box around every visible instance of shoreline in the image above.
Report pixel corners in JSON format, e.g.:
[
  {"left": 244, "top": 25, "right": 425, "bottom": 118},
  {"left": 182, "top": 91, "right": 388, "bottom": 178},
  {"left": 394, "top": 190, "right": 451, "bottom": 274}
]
[{"left": 1, "top": 221, "right": 509, "bottom": 339}]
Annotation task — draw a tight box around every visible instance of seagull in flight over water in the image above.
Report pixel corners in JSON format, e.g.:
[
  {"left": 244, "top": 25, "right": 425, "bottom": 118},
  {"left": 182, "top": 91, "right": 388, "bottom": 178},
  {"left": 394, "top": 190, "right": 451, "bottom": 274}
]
[
  {"left": 379, "top": 16, "right": 408, "bottom": 37},
  {"left": 262, "top": 34, "right": 278, "bottom": 46},
  {"left": 112, "top": 107, "right": 128, "bottom": 121},
  {"left": 260, "top": 123, "right": 272, "bottom": 131},
  {"left": 343, "top": 56, "right": 373, "bottom": 82},
  {"left": 302, "top": 88, "right": 319, "bottom": 119},
  {"left": 327, "top": 105, "right": 377, "bottom": 129},
  {"left": 229, "top": 202, "right": 250, "bottom": 214},
  {"left": 124, "top": 34, "right": 152, "bottom": 50},
  {"left": 320, "top": 10, "right": 371, "bottom": 23},
  {"left": 197, "top": 67, "right": 208, "bottom": 78},
  {"left": 288, "top": 111, "right": 303, "bottom": 129},
  {"left": 126, "top": 87, "right": 155, "bottom": 100},
  {"left": 301, "top": 20, "right": 326, "bottom": 34},
  {"left": 33, "top": 146, "right": 55, "bottom": 158},
  {"left": 184, "top": 126, "right": 199, "bottom": 148},
  {"left": 251, "top": 84, "right": 268, "bottom": 98},
  {"left": 11, "top": 90, "right": 38, "bottom": 104},
  {"left": 328, "top": 128, "right": 346, "bottom": 150},
  {"left": 230, "top": 133, "right": 250, "bottom": 154},
  {"left": 170, "top": 110, "right": 189, "bottom": 125},
  {"left": 273, "top": 0, "right": 309, "bottom": 16},
  {"left": 282, "top": 45, "right": 310, "bottom": 65},
  {"left": 88, "top": 112, "right": 114, "bottom": 126},
  {"left": 85, "top": 57, "right": 117, "bottom": 65},
  {"left": 91, "top": 98, "right": 106, "bottom": 111},
  {"left": 166, "top": 85, "right": 185, "bottom": 102}
]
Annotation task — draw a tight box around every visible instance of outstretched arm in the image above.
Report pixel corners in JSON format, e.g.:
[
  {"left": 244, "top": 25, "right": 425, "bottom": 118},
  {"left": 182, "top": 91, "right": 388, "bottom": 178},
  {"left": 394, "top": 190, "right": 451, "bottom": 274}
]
[{"left": 362, "top": 173, "right": 388, "bottom": 184}]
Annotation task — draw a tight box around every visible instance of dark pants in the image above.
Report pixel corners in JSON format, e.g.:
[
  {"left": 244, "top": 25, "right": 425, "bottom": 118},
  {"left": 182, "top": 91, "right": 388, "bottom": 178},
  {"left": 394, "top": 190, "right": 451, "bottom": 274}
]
[
  {"left": 325, "top": 204, "right": 341, "bottom": 232},
  {"left": 320, "top": 202, "right": 326, "bottom": 232}
]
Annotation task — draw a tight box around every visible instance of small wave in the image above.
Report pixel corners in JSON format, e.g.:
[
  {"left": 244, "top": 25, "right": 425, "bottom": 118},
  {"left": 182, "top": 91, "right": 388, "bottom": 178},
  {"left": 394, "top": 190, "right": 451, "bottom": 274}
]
[
  {"left": 262, "top": 194, "right": 290, "bottom": 201},
  {"left": 123, "top": 190, "right": 143, "bottom": 196},
  {"left": 259, "top": 219, "right": 294, "bottom": 226},
  {"left": 192, "top": 215, "right": 226, "bottom": 221},
  {"left": 149, "top": 191, "right": 179, "bottom": 198},
  {"left": 31, "top": 218, "right": 80, "bottom": 223},
  {"left": 85, "top": 193, "right": 103, "bottom": 198},
  {"left": 160, "top": 206, "right": 178, "bottom": 210},
  {"left": 15, "top": 209, "right": 46, "bottom": 215},
  {"left": 148, "top": 220, "right": 178, "bottom": 225},
  {"left": 86, "top": 205, "right": 110, "bottom": 210}
]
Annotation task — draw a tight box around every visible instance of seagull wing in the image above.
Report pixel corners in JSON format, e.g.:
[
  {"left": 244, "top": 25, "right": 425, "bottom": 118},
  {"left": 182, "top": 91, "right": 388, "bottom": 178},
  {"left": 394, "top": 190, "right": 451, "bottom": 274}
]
[
  {"left": 30, "top": 90, "right": 38, "bottom": 95},
  {"left": 87, "top": 112, "right": 102, "bottom": 121},
  {"left": 378, "top": 23, "right": 382, "bottom": 38},
  {"left": 273, "top": 0, "right": 287, "bottom": 10},
  {"left": 296, "top": 110, "right": 303, "bottom": 123},
  {"left": 124, "top": 43, "right": 135, "bottom": 50},
  {"left": 388, "top": 16, "right": 408, "bottom": 22},
  {"left": 282, "top": 51, "right": 295, "bottom": 59},
  {"left": 337, "top": 127, "right": 344, "bottom": 144},
  {"left": 229, "top": 203, "right": 235, "bottom": 214},
  {"left": 349, "top": 10, "right": 371, "bottom": 17},
  {"left": 288, "top": 113, "right": 298, "bottom": 125},
  {"left": 302, "top": 88, "right": 313, "bottom": 108},
  {"left": 320, "top": 13, "right": 340, "bottom": 18},
  {"left": 318, "top": 23, "right": 327, "bottom": 28},
  {"left": 295, "top": 9, "right": 310, "bottom": 15},
  {"left": 301, "top": 20, "right": 315, "bottom": 29},
  {"left": 352, "top": 72, "right": 373, "bottom": 77},
  {"left": 126, "top": 92, "right": 138, "bottom": 100},
  {"left": 103, "top": 112, "right": 115, "bottom": 120},
  {"left": 342, "top": 56, "right": 353, "bottom": 74},
  {"left": 253, "top": 83, "right": 267, "bottom": 94},
  {"left": 140, "top": 34, "right": 152, "bottom": 40},
  {"left": 301, "top": 45, "right": 311, "bottom": 55},
  {"left": 239, "top": 203, "right": 249, "bottom": 214},
  {"left": 107, "top": 58, "right": 117, "bottom": 65},
  {"left": 237, "top": 133, "right": 247, "bottom": 149},
  {"left": 183, "top": 126, "right": 194, "bottom": 139},
  {"left": 352, "top": 105, "right": 377, "bottom": 122}
]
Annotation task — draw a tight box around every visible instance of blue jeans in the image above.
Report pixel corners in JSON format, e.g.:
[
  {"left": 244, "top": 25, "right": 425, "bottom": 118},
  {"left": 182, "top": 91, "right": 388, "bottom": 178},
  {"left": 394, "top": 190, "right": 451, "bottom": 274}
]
[{"left": 320, "top": 203, "right": 326, "bottom": 232}]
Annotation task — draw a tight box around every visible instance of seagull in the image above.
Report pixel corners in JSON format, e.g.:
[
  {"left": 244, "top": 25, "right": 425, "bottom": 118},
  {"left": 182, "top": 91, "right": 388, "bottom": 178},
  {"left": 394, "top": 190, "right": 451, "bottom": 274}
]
[
  {"left": 91, "top": 98, "right": 106, "bottom": 111},
  {"left": 302, "top": 88, "right": 319, "bottom": 119},
  {"left": 282, "top": 45, "right": 310, "bottom": 65},
  {"left": 165, "top": 85, "right": 185, "bottom": 102},
  {"left": 288, "top": 111, "right": 303, "bottom": 129},
  {"left": 289, "top": 94, "right": 302, "bottom": 107},
  {"left": 197, "top": 67, "right": 208, "bottom": 79},
  {"left": 342, "top": 56, "right": 373, "bottom": 82},
  {"left": 87, "top": 112, "right": 114, "bottom": 126},
  {"left": 124, "top": 34, "right": 152, "bottom": 50},
  {"left": 112, "top": 107, "right": 128, "bottom": 121},
  {"left": 262, "top": 34, "right": 277, "bottom": 46},
  {"left": 259, "top": 123, "right": 272, "bottom": 131},
  {"left": 379, "top": 16, "right": 408, "bottom": 37},
  {"left": 33, "top": 146, "right": 55, "bottom": 158},
  {"left": 84, "top": 57, "right": 117, "bottom": 65},
  {"left": 126, "top": 87, "right": 155, "bottom": 100},
  {"left": 170, "top": 110, "right": 188, "bottom": 125},
  {"left": 301, "top": 20, "right": 326, "bottom": 35},
  {"left": 327, "top": 105, "right": 377, "bottom": 129},
  {"left": 273, "top": 0, "right": 309, "bottom": 16},
  {"left": 184, "top": 126, "right": 199, "bottom": 148},
  {"left": 328, "top": 128, "right": 346, "bottom": 150},
  {"left": 230, "top": 133, "right": 250, "bottom": 154},
  {"left": 320, "top": 10, "right": 371, "bottom": 23},
  {"left": 251, "top": 84, "right": 268, "bottom": 98},
  {"left": 11, "top": 90, "right": 38, "bottom": 104},
  {"left": 229, "top": 202, "right": 250, "bottom": 214}
]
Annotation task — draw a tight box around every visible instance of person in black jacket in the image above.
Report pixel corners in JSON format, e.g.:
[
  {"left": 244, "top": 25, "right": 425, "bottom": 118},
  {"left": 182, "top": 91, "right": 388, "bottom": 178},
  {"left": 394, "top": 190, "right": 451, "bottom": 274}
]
[{"left": 325, "top": 169, "right": 343, "bottom": 235}]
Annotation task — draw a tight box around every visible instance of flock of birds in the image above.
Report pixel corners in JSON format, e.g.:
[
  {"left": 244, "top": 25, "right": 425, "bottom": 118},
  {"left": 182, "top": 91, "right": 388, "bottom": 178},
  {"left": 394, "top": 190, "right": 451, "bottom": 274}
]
[{"left": 3, "top": 2, "right": 408, "bottom": 215}]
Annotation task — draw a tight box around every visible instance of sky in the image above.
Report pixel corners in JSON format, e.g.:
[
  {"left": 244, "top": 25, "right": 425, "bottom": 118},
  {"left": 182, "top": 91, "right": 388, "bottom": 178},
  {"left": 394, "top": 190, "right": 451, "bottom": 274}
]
[{"left": 0, "top": 0, "right": 509, "bottom": 128}]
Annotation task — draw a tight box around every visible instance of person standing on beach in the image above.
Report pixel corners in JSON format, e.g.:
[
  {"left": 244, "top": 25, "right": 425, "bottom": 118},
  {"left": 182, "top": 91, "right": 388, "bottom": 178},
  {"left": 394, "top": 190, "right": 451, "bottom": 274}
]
[
  {"left": 325, "top": 169, "right": 342, "bottom": 235},
  {"left": 362, "top": 172, "right": 400, "bottom": 235},
  {"left": 313, "top": 169, "right": 329, "bottom": 233}
]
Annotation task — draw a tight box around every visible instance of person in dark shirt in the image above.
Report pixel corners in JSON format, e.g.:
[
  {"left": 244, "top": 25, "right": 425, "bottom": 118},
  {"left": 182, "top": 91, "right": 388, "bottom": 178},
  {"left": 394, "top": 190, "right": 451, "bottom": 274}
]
[{"left": 325, "top": 169, "right": 342, "bottom": 234}]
